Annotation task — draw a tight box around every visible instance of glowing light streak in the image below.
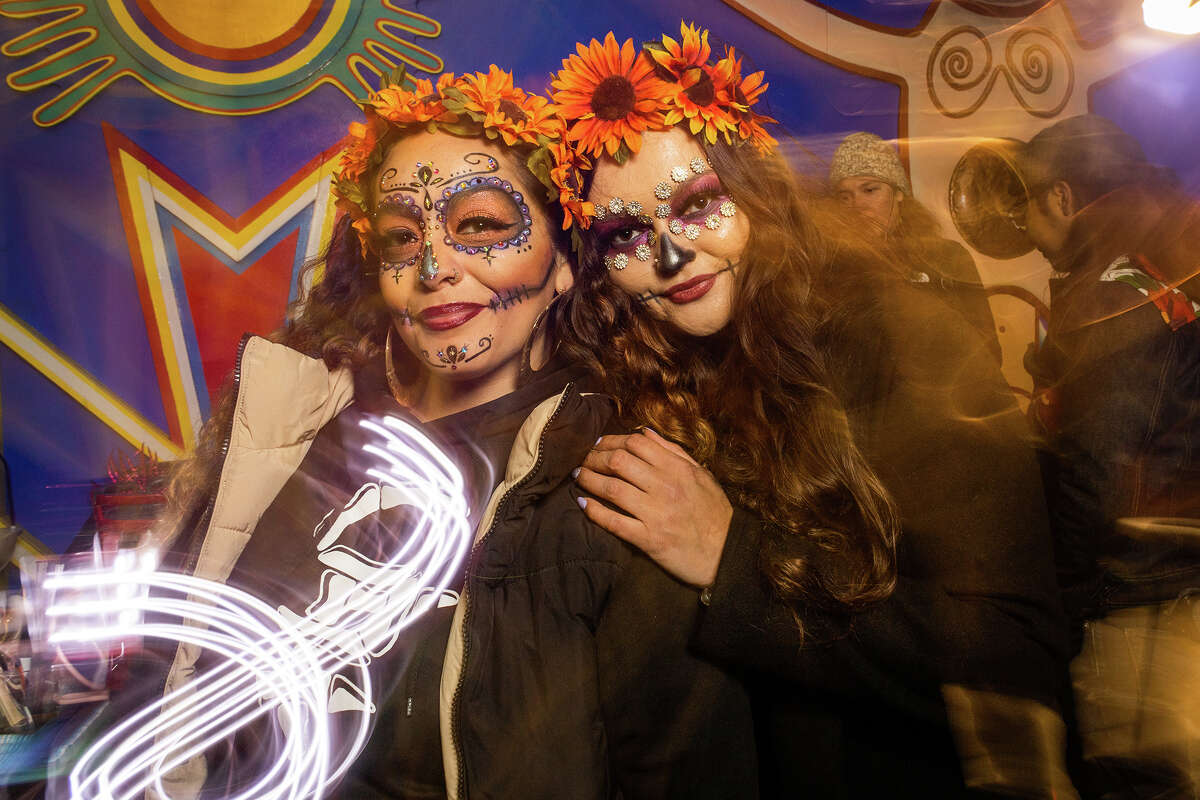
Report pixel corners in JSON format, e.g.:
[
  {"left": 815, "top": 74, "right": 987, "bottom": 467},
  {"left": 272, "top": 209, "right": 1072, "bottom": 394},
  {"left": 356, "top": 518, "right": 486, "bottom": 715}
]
[{"left": 37, "top": 416, "right": 471, "bottom": 800}]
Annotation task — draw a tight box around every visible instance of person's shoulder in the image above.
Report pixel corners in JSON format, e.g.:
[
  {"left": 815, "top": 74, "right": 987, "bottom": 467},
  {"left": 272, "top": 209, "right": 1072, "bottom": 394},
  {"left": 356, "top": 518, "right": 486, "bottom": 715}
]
[{"left": 1062, "top": 255, "right": 1195, "bottom": 335}]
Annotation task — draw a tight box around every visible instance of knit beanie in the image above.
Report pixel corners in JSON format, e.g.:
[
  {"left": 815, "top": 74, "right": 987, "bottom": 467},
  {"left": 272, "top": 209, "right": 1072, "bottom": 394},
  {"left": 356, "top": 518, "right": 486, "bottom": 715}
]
[{"left": 829, "top": 132, "right": 911, "bottom": 196}]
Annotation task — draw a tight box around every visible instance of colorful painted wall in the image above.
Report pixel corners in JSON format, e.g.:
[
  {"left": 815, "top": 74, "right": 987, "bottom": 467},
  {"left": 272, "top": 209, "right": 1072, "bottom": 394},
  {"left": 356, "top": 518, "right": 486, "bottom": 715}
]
[{"left": 1, "top": 0, "right": 1198, "bottom": 553}]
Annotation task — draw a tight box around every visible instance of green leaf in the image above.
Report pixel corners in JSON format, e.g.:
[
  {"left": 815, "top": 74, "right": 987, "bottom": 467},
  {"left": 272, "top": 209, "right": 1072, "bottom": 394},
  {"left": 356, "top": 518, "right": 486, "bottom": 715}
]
[{"left": 384, "top": 64, "right": 410, "bottom": 91}]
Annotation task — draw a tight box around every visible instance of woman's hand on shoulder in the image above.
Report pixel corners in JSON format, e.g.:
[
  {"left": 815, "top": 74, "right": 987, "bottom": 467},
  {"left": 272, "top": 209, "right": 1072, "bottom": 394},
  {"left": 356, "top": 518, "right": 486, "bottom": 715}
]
[{"left": 574, "top": 428, "right": 732, "bottom": 588}]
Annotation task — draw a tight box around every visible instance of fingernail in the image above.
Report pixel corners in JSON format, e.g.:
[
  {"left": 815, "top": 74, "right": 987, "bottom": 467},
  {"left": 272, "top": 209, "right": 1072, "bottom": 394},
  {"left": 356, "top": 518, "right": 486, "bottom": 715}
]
[
  {"left": 576, "top": 496, "right": 588, "bottom": 510},
  {"left": 571, "top": 467, "right": 580, "bottom": 479},
  {"left": 640, "top": 426, "right": 660, "bottom": 437},
  {"left": 594, "top": 436, "right": 603, "bottom": 446}
]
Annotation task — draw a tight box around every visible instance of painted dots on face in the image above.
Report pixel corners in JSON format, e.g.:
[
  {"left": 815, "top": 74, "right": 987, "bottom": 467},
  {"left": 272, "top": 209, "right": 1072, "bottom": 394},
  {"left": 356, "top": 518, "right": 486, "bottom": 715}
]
[
  {"left": 591, "top": 166, "right": 737, "bottom": 271},
  {"left": 433, "top": 176, "right": 533, "bottom": 264}
]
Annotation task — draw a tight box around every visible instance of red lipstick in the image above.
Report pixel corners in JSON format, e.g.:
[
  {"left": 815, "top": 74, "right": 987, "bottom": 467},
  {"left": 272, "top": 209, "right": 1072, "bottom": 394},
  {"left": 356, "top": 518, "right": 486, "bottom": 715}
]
[
  {"left": 419, "top": 302, "right": 484, "bottom": 330},
  {"left": 663, "top": 274, "right": 717, "bottom": 304}
]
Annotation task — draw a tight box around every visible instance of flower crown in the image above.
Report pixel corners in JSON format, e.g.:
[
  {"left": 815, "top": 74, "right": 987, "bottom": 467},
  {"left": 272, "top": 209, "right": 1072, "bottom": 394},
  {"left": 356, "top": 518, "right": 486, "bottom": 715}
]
[
  {"left": 332, "top": 65, "right": 594, "bottom": 253},
  {"left": 550, "top": 23, "right": 777, "bottom": 171}
]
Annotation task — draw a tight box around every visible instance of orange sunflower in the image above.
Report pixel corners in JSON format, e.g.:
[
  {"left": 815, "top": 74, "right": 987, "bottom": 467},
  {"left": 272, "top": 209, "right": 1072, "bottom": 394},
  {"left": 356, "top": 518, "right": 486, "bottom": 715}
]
[
  {"left": 717, "top": 48, "right": 777, "bottom": 151},
  {"left": 450, "top": 66, "right": 559, "bottom": 146},
  {"left": 370, "top": 73, "right": 459, "bottom": 126},
  {"left": 648, "top": 24, "right": 736, "bottom": 145},
  {"left": 551, "top": 32, "right": 671, "bottom": 160}
]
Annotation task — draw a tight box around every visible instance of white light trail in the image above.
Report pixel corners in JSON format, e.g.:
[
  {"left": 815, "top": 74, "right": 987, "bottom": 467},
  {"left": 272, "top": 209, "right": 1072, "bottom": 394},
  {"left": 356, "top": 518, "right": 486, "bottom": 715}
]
[{"left": 37, "top": 416, "right": 472, "bottom": 800}]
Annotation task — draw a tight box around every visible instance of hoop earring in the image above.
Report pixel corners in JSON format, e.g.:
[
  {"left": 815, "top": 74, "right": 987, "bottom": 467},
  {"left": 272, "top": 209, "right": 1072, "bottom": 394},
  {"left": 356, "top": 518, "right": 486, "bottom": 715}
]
[
  {"left": 384, "top": 327, "right": 406, "bottom": 405},
  {"left": 518, "top": 292, "right": 565, "bottom": 384}
]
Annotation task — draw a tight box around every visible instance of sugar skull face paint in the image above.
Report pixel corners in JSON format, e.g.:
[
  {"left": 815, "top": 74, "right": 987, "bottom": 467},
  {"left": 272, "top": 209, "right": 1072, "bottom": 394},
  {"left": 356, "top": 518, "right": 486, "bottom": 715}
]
[
  {"left": 373, "top": 131, "right": 571, "bottom": 391},
  {"left": 434, "top": 176, "right": 533, "bottom": 264},
  {"left": 587, "top": 127, "right": 748, "bottom": 337}
]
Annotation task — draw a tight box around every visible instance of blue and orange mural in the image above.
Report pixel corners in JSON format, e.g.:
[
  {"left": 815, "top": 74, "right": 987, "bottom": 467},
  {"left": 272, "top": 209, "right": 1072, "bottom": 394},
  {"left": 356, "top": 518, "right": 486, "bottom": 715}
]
[{"left": 1, "top": 0, "right": 1198, "bottom": 554}]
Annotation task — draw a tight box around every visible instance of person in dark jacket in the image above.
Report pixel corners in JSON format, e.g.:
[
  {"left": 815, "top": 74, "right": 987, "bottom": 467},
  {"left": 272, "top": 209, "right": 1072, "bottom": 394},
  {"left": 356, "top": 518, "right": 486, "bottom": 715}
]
[
  {"left": 1017, "top": 114, "right": 1200, "bottom": 797},
  {"left": 830, "top": 131, "right": 1000, "bottom": 362},
  {"left": 553, "top": 26, "right": 1072, "bottom": 799},
  {"left": 154, "top": 68, "right": 758, "bottom": 799},
  {"left": 1019, "top": 114, "right": 1200, "bottom": 638}
]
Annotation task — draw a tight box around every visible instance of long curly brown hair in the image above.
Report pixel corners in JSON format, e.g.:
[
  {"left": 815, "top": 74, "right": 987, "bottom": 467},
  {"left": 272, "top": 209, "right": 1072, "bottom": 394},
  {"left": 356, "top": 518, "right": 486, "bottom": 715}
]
[
  {"left": 163, "top": 131, "right": 560, "bottom": 554},
  {"left": 554, "top": 139, "right": 900, "bottom": 628}
]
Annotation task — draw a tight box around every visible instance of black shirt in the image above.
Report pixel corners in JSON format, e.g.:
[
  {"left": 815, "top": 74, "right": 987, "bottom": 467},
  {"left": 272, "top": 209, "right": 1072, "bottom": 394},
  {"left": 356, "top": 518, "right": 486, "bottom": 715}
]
[{"left": 222, "top": 359, "right": 584, "bottom": 797}]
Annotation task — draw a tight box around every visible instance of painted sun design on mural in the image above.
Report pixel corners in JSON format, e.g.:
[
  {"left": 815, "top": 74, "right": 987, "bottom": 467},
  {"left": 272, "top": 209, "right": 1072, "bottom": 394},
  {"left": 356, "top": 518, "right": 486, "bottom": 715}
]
[{"left": 0, "top": 0, "right": 443, "bottom": 126}]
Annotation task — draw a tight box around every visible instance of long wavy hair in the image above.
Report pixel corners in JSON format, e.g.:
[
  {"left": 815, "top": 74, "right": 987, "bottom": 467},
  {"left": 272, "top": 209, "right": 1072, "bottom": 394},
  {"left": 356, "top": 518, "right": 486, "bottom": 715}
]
[
  {"left": 554, "top": 138, "right": 900, "bottom": 629},
  {"left": 164, "top": 131, "right": 560, "bottom": 552}
]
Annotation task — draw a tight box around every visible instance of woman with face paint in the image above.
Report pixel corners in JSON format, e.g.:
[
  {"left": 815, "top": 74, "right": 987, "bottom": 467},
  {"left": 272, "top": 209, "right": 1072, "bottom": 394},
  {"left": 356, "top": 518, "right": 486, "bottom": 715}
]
[
  {"left": 157, "top": 68, "right": 756, "bottom": 798},
  {"left": 830, "top": 132, "right": 1000, "bottom": 360},
  {"left": 552, "top": 26, "right": 1071, "bottom": 799}
]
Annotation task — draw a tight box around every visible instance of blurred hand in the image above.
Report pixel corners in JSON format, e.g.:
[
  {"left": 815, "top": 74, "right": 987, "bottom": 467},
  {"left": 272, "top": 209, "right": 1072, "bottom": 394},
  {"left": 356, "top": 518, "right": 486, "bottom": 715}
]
[{"left": 575, "top": 428, "right": 732, "bottom": 588}]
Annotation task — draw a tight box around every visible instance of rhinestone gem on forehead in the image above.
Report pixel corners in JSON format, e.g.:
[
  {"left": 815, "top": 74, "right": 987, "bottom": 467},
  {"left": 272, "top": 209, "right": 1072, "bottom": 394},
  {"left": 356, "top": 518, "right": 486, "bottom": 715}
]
[
  {"left": 720, "top": 200, "right": 737, "bottom": 217},
  {"left": 654, "top": 182, "right": 672, "bottom": 200},
  {"left": 434, "top": 176, "right": 533, "bottom": 256},
  {"left": 668, "top": 219, "right": 684, "bottom": 235},
  {"left": 684, "top": 223, "right": 702, "bottom": 240},
  {"left": 690, "top": 157, "right": 707, "bottom": 174},
  {"left": 705, "top": 214, "right": 721, "bottom": 230},
  {"left": 608, "top": 197, "right": 624, "bottom": 214},
  {"left": 670, "top": 166, "right": 689, "bottom": 183},
  {"left": 593, "top": 205, "right": 607, "bottom": 221},
  {"left": 375, "top": 192, "right": 425, "bottom": 226},
  {"left": 627, "top": 200, "right": 643, "bottom": 215},
  {"left": 655, "top": 203, "right": 671, "bottom": 219},
  {"left": 634, "top": 243, "right": 653, "bottom": 262}
]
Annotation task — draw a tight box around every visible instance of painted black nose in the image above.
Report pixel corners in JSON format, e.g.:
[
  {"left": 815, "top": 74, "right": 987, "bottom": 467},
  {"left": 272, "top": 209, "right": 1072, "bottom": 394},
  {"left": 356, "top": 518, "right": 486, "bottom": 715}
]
[{"left": 657, "top": 234, "right": 696, "bottom": 277}]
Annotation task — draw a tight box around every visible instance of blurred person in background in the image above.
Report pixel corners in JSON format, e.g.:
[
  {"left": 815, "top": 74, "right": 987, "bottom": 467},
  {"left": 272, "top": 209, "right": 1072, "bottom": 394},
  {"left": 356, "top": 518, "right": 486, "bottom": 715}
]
[
  {"left": 1018, "top": 113, "right": 1200, "bottom": 798},
  {"left": 831, "top": 132, "right": 1000, "bottom": 361}
]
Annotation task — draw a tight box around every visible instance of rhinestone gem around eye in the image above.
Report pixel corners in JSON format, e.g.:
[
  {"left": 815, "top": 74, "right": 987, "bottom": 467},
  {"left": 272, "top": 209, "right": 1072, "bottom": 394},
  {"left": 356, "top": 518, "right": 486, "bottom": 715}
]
[
  {"left": 705, "top": 214, "right": 721, "bottom": 230},
  {"left": 668, "top": 218, "right": 684, "bottom": 235},
  {"left": 626, "top": 200, "right": 643, "bottom": 215},
  {"left": 593, "top": 205, "right": 607, "bottom": 220},
  {"left": 690, "top": 157, "right": 706, "bottom": 174},
  {"left": 607, "top": 253, "right": 629, "bottom": 270},
  {"left": 719, "top": 200, "right": 737, "bottom": 217},
  {"left": 655, "top": 203, "right": 671, "bottom": 219},
  {"left": 670, "top": 166, "right": 688, "bottom": 183},
  {"left": 654, "top": 182, "right": 672, "bottom": 200},
  {"left": 634, "top": 243, "right": 653, "bottom": 261},
  {"left": 684, "top": 223, "right": 701, "bottom": 240},
  {"left": 608, "top": 197, "right": 624, "bottom": 214}
]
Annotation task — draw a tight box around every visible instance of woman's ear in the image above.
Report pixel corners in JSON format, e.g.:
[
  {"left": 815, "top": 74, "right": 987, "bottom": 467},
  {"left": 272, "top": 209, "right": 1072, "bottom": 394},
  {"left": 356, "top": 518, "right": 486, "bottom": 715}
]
[{"left": 552, "top": 249, "right": 575, "bottom": 294}]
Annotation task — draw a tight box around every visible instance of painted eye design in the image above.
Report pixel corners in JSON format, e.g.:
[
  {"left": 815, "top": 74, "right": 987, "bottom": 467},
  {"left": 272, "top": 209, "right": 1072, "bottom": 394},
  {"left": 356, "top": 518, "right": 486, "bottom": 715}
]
[
  {"left": 610, "top": 225, "right": 644, "bottom": 248},
  {"left": 374, "top": 226, "right": 422, "bottom": 264},
  {"left": 436, "top": 179, "right": 534, "bottom": 255},
  {"left": 677, "top": 189, "right": 722, "bottom": 219},
  {"left": 455, "top": 214, "right": 516, "bottom": 237}
]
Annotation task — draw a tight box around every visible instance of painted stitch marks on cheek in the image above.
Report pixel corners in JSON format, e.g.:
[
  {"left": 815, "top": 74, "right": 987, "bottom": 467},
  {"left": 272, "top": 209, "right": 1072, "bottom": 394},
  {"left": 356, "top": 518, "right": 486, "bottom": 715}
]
[
  {"left": 484, "top": 257, "right": 557, "bottom": 312},
  {"left": 420, "top": 335, "right": 494, "bottom": 370},
  {"left": 488, "top": 284, "right": 533, "bottom": 312},
  {"left": 634, "top": 258, "right": 739, "bottom": 306}
]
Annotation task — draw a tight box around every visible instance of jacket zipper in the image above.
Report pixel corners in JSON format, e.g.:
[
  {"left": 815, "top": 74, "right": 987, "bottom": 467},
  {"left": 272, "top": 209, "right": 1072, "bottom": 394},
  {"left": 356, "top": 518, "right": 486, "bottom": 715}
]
[
  {"left": 450, "top": 383, "right": 574, "bottom": 800},
  {"left": 183, "top": 332, "right": 253, "bottom": 576}
]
